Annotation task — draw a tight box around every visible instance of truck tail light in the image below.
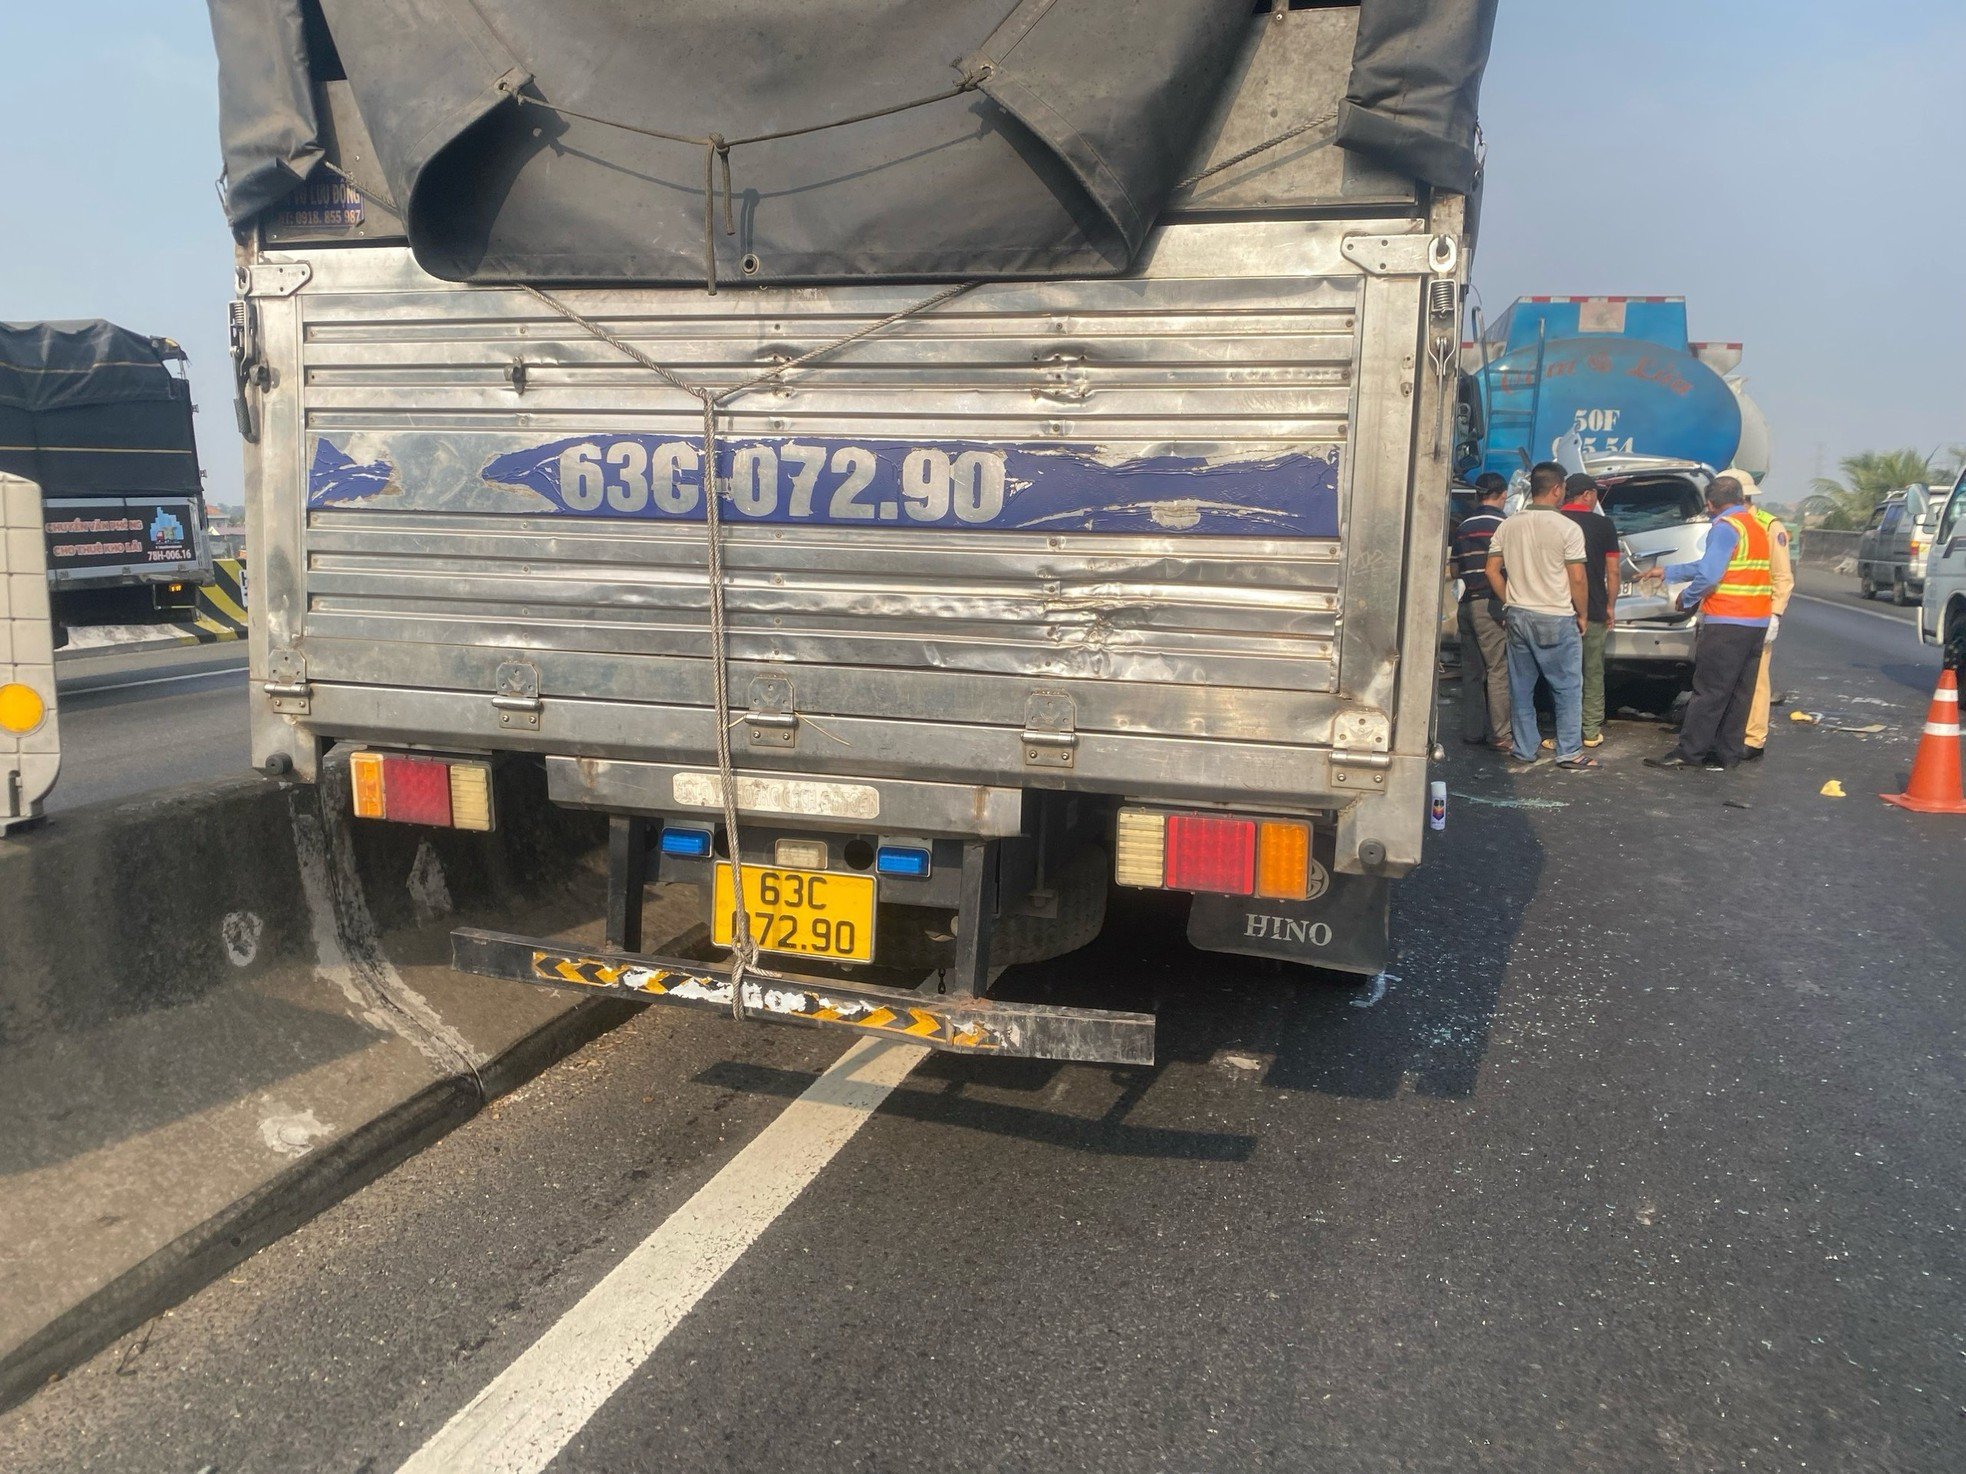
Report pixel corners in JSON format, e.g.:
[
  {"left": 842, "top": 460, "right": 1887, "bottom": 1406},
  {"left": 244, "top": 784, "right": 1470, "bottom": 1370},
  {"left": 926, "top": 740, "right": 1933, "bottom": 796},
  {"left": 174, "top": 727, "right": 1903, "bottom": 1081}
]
[
  {"left": 1164, "top": 814, "right": 1256, "bottom": 895},
  {"left": 1113, "top": 808, "right": 1167, "bottom": 888},
  {"left": 347, "top": 751, "right": 493, "bottom": 830},
  {"left": 1116, "top": 809, "right": 1318, "bottom": 900},
  {"left": 383, "top": 756, "right": 453, "bottom": 827},
  {"left": 447, "top": 764, "right": 494, "bottom": 831}
]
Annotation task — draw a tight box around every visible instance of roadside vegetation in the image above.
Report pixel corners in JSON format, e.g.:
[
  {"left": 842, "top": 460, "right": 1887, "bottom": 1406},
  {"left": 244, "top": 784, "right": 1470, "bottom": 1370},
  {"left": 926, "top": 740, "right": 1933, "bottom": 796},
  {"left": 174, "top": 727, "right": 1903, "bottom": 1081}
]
[{"left": 1806, "top": 447, "right": 1963, "bottom": 528}]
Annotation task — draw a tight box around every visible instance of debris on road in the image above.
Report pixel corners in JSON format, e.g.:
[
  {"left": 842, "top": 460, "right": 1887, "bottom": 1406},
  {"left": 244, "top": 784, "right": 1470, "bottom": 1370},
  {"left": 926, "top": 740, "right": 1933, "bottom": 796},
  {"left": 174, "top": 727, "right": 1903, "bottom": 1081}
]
[{"left": 1820, "top": 780, "right": 1847, "bottom": 798}]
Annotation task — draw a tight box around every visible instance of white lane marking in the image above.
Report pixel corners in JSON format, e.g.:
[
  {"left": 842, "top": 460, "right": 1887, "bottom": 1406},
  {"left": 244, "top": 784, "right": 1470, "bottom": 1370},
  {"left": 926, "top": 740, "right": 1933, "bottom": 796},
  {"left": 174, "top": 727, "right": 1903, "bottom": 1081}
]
[
  {"left": 1789, "top": 592, "right": 1924, "bottom": 630},
  {"left": 61, "top": 665, "right": 249, "bottom": 695},
  {"left": 398, "top": 1036, "right": 926, "bottom": 1474}
]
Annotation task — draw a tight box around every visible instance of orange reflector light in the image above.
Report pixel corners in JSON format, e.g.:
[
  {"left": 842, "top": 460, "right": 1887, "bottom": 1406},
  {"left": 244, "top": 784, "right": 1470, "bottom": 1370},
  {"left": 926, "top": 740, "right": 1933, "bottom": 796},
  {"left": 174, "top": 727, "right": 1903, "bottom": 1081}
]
[
  {"left": 1255, "top": 820, "right": 1312, "bottom": 899},
  {"left": 350, "top": 751, "right": 386, "bottom": 819}
]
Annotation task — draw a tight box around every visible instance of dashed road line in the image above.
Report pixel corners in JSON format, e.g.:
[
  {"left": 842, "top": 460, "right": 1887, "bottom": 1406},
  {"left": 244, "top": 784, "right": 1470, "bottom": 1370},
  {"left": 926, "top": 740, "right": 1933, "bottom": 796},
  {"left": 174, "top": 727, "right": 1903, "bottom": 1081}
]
[{"left": 396, "top": 1036, "right": 925, "bottom": 1474}]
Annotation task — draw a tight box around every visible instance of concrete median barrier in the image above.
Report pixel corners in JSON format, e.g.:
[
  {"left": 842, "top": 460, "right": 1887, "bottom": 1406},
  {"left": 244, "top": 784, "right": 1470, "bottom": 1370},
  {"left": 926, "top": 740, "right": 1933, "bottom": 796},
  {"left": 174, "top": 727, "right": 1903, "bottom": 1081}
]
[{"left": 0, "top": 761, "right": 689, "bottom": 1413}]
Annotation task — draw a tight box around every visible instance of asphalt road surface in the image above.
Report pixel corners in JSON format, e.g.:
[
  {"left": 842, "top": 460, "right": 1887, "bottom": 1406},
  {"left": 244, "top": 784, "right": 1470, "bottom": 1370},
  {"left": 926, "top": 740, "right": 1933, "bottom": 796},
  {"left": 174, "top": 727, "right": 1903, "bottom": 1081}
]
[
  {"left": 46, "top": 643, "right": 251, "bottom": 816},
  {"left": 4, "top": 596, "right": 1960, "bottom": 1473},
  {"left": 1790, "top": 564, "right": 1924, "bottom": 625}
]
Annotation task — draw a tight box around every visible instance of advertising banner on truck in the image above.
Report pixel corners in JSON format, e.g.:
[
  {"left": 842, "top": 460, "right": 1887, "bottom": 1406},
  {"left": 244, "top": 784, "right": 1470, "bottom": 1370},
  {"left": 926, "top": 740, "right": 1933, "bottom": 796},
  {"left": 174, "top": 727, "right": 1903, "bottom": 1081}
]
[{"left": 42, "top": 496, "right": 205, "bottom": 584}]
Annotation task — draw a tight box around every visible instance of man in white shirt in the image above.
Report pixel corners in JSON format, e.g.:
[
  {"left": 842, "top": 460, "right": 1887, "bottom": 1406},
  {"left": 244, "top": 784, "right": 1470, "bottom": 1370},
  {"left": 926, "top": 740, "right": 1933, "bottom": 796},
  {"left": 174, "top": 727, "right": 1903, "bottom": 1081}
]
[{"left": 1484, "top": 462, "right": 1594, "bottom": 769}]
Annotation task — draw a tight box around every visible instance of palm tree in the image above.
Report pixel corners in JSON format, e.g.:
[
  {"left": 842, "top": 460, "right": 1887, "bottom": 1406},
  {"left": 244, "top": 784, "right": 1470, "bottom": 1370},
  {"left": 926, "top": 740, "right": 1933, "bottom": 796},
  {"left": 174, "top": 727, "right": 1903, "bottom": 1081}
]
[{"left": 1809, "top": 448, "right": 1942, "bottom": 529}]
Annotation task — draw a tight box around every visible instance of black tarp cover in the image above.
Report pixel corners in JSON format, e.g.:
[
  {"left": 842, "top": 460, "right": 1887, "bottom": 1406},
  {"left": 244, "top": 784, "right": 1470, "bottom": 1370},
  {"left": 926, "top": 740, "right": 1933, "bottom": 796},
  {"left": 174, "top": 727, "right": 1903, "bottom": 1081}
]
[
  {"left": 207, "top": 0, "right": 1495, "bottom": 286},
  {"left": 0, "top": 322, "right": 202, "bottom": 497}
]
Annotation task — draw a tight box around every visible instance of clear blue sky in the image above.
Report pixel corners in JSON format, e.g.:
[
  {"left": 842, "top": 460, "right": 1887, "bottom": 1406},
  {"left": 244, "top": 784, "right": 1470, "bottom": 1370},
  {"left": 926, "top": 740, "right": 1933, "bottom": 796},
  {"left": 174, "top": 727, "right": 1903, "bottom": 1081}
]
[{"left": 2, "top": 2, "right": 1961, "bottom": 506}]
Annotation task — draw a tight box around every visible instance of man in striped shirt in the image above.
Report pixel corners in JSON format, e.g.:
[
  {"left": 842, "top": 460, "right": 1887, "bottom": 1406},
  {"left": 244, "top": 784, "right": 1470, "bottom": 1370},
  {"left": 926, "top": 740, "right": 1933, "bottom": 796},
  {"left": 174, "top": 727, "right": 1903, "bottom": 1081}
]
[{"left": 1451, "top": 473, "right": 1510, "bottom": 746}]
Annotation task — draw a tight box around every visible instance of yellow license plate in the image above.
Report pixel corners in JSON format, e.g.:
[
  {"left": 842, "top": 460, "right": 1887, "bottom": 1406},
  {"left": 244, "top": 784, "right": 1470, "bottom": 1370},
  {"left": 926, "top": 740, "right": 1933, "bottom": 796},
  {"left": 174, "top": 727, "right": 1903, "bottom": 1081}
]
[{"left": 712, "top": 864, "right": 876, "bottom": 964}]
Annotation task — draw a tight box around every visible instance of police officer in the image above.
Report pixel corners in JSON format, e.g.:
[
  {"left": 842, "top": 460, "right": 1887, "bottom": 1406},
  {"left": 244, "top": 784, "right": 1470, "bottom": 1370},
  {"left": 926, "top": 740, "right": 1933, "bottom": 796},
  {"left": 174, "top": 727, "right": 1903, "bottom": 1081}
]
[
  {"left": 1641, "top": 475, "right": 1773, "bottom": 771},
  {"left": 1735, "top": 471, "right": 1792, "bottom": 761}
]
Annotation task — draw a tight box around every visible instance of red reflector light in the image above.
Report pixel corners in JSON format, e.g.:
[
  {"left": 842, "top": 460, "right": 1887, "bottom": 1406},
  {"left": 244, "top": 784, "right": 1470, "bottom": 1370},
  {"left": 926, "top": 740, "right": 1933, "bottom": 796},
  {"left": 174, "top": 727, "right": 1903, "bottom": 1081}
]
[
  {"left": 382, "top": 755, "right": 453, "bottom": 827},
  {"left": 1163, "top": 814, "right": 1256, "bottom": 895}
]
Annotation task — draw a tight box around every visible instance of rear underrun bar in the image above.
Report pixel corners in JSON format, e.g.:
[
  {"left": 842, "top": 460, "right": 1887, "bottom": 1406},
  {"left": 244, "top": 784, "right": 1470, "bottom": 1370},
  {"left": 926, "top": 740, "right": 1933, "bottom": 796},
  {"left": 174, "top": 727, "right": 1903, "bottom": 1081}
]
[{"left": 451, "top": 928, "right": 1157, "bottom": 1065}]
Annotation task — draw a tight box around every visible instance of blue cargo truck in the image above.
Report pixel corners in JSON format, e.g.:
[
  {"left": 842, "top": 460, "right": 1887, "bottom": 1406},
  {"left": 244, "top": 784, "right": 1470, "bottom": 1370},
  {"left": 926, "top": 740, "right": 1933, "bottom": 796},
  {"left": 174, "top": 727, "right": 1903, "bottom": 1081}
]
[{"left": 1464, "top": 296, "right": 1768, "bottom": 481}]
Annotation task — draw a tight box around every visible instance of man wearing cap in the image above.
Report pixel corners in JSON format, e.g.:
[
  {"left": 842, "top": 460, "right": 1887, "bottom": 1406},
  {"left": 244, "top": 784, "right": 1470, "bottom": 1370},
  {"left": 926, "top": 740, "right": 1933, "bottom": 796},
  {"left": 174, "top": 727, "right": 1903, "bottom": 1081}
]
[
  {"left": 1641, "top": 474, "right": 1772, "bottom": 771},
  {"left": 1734, "top": 471, "right": 1793, "bottom": 760}
]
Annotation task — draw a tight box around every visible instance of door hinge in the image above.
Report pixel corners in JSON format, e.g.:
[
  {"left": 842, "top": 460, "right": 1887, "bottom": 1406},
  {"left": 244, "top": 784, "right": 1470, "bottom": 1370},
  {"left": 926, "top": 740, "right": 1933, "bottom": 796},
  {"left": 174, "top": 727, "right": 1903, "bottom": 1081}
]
[
  {"left": 746, "top": 673, "right": 798, "bottom": 747},
  {"left": 1329, "top": 708, "right": 1391, "bottom": 789},
  {"left": 263, "top": 648, "right": 311, "bottom": 715},
  {"left": 493, "top": 661, "right": 542, "bottom": 731},
  {"left": 1021, "top": 691, "right": 1078, "bottom": 769}
]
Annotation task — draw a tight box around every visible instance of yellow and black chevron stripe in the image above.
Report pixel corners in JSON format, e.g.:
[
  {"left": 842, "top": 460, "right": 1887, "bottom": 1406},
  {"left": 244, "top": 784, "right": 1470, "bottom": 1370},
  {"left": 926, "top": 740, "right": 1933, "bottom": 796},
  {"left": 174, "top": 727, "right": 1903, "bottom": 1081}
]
[
  {"left": 189, "top": 558, "right": 248, "bottom": 641},
  {"left": 530, "top": 948, "right": 1000, "bottom": 1050}
]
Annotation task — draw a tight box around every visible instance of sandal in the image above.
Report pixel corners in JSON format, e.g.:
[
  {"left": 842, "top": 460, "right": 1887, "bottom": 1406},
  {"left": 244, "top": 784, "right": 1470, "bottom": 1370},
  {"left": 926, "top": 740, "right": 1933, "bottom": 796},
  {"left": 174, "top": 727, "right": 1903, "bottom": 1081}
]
[{"left": 1556, "top": 755, "right": 1601, "bottom": 771}]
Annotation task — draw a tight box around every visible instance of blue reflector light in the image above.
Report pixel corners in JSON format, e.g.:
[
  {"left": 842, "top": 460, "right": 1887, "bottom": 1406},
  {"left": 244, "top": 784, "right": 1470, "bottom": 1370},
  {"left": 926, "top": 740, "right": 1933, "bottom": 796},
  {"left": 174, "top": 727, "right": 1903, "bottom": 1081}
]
[
  {"left": 660, "top": 826, "right": 714, "bottom": 858},
  {"left": 875, "top": 845, "right": 932, "bottom": 878}
]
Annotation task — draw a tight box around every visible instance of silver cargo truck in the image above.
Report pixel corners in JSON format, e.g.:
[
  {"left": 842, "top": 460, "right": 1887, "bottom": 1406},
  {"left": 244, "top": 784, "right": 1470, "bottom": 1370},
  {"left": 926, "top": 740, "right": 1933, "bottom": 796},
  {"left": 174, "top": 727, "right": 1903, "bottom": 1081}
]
[{"left": 212, "top": 0, "right": 1495, "bottom": 1064}]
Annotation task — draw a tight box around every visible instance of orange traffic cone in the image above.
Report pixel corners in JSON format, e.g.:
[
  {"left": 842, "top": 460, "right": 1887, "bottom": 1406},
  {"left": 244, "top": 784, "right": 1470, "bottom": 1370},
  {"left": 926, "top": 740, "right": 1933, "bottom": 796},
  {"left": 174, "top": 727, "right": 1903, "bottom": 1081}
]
[{"left": 1881, "top": 668, "right": 1966, "bottom": 814}]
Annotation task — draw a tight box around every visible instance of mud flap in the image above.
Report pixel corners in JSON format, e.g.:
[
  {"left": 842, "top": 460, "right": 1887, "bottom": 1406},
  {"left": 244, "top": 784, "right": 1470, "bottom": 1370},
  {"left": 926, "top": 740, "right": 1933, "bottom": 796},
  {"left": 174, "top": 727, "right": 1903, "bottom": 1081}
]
[{"left": 1185, "top": 872, "right": 1392, "bottom": 977}]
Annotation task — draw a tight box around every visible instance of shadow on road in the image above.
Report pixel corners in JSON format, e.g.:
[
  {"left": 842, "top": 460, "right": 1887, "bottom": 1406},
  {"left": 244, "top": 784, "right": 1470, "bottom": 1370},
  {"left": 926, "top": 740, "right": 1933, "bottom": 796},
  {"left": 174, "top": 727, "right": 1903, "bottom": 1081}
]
[{"left": 695, "top": 777, "right": 1544, "bottom": 1150}]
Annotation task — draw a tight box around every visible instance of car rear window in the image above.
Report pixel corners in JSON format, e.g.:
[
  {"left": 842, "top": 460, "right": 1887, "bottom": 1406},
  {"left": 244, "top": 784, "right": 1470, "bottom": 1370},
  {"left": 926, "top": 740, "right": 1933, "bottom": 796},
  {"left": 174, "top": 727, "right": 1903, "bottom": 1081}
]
[{"left": 1599, "top": 476, "right": 1707, "bottom": 535}]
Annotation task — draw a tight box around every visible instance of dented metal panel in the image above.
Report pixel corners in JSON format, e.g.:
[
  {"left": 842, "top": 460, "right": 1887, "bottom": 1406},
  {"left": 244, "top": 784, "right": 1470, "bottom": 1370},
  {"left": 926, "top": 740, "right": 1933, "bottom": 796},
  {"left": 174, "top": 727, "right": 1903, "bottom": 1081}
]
[{"left": 237, "top": 7, "right": 1472, "bottom": 886}]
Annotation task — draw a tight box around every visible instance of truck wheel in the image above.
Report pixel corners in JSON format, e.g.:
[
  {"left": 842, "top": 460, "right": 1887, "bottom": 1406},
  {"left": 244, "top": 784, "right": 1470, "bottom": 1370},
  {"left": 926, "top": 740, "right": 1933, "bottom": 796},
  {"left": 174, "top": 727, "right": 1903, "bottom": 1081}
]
[
  {"left": 1947, "top": 607, "right": 1966, "bottom": 674},
  {"left": 1892, "top": 574, "right": 1910, "bottom": 606},
  {"left": 1859, "top": 572, "right": 1877, "bottom": 600}
]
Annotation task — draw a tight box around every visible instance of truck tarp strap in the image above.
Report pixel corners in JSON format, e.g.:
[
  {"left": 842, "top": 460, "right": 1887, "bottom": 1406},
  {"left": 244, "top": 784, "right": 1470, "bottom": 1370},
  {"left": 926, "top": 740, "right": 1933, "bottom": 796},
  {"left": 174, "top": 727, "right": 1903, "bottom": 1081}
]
[{"left": 206, "top": 0, "right": 1495, "bottom": 285}]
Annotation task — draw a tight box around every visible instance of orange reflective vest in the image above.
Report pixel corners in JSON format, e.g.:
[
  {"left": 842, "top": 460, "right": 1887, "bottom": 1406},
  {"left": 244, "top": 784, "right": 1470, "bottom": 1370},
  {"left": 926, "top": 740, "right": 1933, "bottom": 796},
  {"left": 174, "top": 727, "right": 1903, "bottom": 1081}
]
[{"left": 1703, "top": 507, "right": 1774, "bottom": 620}]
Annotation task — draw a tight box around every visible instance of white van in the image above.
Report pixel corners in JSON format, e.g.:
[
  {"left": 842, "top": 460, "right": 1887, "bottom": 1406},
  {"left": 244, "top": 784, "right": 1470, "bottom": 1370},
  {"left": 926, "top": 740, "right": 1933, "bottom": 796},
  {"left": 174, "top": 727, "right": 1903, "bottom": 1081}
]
[{"left": 1918, "top": 469, "right": 1966, "bottom": 668}]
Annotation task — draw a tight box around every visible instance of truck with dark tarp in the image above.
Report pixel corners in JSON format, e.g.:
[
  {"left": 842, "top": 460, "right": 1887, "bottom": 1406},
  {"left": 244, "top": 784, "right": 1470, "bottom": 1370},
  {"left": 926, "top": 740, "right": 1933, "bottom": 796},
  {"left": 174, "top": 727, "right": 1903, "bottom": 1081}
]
[
  {"left": 207, "top": 0, "right": 1496, "bottom": 1065},
  {"left": 0, "top": 321, "right": 214, "bottom": 633}
]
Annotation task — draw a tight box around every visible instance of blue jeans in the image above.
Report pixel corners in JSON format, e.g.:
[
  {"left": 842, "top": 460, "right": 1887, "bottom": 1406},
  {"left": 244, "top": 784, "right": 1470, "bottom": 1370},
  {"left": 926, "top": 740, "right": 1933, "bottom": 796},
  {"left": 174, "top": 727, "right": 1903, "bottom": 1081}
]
[{"left": 1504, "top": 608, "right": 1584, "bottom": 761}]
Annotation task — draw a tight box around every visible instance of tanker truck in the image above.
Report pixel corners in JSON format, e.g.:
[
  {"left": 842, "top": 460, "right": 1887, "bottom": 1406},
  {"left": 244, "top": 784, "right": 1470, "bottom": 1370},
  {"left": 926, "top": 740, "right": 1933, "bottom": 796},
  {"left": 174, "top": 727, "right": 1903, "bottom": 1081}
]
[
  {"left": 1463, "top": 296, "right": 1767, "bottom": 482},
  {"left": 210, "top": 0, "right": 1496, "bottom": 1066},
  {"left": 1462, "top": 296, "right": 1771, "bottom": 696}
]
